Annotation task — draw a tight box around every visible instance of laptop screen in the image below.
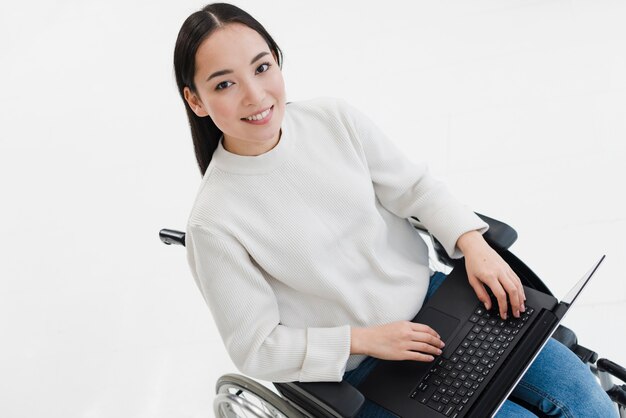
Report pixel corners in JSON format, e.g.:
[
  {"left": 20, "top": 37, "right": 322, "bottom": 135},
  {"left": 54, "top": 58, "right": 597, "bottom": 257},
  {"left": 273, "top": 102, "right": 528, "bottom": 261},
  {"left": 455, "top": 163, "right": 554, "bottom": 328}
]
[{"left": 561, "top": 255, "right": 605, "bottom": 306}]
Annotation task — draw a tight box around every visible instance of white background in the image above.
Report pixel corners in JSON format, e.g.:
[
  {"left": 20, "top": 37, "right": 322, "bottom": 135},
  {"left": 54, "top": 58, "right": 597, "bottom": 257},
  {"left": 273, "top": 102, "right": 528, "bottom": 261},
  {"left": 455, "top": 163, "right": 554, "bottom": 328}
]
[{"left": 1, "top": 1, "right": 625, "bottom": 417}]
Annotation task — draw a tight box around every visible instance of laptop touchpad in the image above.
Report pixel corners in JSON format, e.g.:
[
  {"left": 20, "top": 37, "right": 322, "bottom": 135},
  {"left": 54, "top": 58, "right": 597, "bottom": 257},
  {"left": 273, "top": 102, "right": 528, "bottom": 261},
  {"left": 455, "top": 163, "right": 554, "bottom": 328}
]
[{"left": 417, "top": 307, "right": 460, "bottom": 345}]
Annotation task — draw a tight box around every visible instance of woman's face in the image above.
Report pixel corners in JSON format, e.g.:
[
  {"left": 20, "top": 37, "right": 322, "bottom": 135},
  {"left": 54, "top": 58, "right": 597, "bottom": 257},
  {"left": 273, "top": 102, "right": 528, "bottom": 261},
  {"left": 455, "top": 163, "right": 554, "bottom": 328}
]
[{"left": 184, "top": 23, "right": 286, "bottom": 156}]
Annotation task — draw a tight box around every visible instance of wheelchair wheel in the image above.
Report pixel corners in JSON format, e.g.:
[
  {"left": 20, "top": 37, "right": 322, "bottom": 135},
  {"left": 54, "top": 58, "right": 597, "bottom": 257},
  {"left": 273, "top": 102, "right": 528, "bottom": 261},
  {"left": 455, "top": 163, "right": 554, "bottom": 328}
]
[{"left": 215, "top": 373, "right": 306, "bottom": 418}]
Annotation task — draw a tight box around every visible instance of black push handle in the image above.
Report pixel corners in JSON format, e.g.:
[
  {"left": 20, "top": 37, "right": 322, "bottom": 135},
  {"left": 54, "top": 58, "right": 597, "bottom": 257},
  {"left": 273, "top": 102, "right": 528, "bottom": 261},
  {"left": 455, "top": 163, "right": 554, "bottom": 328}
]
[
  {"left": 597, "top": 358, "right": 626, "bottom": 383},
  {"left": 159, "top": 229, "right": 186, "bottom": 246}
]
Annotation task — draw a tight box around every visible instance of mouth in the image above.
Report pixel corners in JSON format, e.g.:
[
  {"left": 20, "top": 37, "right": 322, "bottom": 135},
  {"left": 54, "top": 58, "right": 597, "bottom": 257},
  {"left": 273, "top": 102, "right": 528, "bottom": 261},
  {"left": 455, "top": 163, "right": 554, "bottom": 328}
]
[{"left": 241, "top": 105, "right": 274, "bottom": 124}]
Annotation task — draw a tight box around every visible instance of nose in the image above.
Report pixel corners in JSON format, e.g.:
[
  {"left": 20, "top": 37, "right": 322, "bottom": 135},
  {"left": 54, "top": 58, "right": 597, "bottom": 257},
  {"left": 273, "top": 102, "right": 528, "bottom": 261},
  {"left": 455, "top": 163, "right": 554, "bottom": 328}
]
[{"left": 241, "top": 77, "right": 265, "bottom": 106}]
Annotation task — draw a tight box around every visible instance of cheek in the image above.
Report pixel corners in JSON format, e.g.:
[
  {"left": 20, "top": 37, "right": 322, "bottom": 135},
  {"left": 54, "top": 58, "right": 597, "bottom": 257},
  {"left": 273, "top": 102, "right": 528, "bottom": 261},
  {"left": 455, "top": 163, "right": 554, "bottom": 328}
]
[
  {"left": 208, "top": 100, "right": 237, "bottom": 129},
  {"left": 268, "top": 71, "right": 286, "bottom": 99}
]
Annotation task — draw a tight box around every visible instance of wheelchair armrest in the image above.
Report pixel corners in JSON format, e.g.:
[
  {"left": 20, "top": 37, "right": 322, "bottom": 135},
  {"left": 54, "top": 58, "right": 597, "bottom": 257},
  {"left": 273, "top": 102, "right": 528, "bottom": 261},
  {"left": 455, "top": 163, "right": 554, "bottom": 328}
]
[
  {"left": 274, "top": 380, "right": 365, "bottom": 418},
  {"left": 551, "top": 325, "right": 578, "bottom": 351},
  {"left": 476, "top": 213, "right": 518, "bottom": 252}
]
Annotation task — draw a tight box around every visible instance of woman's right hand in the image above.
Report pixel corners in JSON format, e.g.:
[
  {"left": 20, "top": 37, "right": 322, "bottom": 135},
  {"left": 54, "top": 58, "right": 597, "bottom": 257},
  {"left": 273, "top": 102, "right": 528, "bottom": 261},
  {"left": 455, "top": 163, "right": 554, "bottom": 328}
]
[{"left": 350, "top": 321, "right": 445, "bottom": 362}]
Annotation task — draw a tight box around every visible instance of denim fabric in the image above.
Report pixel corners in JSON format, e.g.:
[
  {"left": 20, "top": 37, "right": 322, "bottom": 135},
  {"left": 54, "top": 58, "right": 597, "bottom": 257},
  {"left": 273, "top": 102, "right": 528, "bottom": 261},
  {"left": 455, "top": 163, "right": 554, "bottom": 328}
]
[{"left": 343, "top": 272, "right": 617, "bottom": 418}]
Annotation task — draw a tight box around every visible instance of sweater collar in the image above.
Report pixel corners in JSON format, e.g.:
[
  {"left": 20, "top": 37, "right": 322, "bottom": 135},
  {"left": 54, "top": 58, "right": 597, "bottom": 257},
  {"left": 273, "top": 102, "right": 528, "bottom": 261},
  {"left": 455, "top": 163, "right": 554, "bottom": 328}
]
[{"left": 212, "top": 110, "right": 291, "bottom": 175}]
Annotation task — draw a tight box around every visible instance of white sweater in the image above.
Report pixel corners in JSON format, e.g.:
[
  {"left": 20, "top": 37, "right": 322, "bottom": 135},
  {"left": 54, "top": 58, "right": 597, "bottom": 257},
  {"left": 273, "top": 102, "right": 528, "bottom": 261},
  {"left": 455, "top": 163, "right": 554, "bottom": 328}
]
[{"left": 185, "top": 97, "right": 487, "bottom": 383}]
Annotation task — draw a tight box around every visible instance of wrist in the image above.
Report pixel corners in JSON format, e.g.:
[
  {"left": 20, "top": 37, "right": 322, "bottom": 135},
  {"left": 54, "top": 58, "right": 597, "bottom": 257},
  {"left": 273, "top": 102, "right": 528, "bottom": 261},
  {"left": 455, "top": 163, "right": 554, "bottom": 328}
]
[
  {"left": 350, "top": 327, "right": 369, "bottom": 355},
  {"left": 456, "top": 230, "right": 485, "bottom": 255}
]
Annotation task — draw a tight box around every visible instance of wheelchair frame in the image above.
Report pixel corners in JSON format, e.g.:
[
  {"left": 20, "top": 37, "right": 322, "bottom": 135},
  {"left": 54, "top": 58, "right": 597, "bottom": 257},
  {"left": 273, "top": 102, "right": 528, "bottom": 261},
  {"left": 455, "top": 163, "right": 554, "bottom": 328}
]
[{"left": 160, "top": 214, "right": 626, "bottom": 417}]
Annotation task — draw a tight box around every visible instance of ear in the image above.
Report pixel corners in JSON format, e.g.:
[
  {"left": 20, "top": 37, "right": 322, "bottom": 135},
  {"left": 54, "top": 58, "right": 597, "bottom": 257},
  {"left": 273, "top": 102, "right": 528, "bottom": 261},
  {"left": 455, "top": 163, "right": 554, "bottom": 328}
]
[{"left": 183, "top": 86, "right": 209, "bottom": 117}]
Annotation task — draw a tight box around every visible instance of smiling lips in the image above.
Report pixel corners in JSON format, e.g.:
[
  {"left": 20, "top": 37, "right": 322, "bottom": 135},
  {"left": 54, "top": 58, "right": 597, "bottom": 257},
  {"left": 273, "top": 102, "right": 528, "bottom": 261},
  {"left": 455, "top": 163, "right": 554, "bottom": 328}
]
[{"left": 241, "top": 105, "right": 274, "bottom": 125}]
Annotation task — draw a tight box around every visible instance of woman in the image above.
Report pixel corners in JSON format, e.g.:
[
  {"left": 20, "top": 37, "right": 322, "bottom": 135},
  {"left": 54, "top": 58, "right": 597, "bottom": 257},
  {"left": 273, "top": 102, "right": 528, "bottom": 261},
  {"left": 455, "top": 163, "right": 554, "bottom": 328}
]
[{"left": 174, "top": 3, "right": 617, "bottom": 417}]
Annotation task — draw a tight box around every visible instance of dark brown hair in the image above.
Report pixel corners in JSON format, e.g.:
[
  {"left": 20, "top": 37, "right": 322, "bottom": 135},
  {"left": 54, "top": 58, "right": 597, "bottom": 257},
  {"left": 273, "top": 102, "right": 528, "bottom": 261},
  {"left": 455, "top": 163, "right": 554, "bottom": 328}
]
[{"left": 173, "top": 3, "right": 283, "bottom": 176}]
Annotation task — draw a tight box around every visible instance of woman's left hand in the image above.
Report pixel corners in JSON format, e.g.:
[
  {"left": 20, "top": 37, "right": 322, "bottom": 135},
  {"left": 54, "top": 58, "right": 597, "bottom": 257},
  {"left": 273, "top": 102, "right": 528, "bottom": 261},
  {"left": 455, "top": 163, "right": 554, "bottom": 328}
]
[{"left": 456, "top": 230, "right": 526, "bottom": 319}]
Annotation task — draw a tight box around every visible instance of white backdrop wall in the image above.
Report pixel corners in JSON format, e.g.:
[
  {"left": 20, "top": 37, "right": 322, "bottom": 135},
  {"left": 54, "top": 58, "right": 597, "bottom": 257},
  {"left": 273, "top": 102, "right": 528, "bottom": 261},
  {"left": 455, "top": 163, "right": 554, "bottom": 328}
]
[{"left": 1, "top": 1, "right": 625, "bottom": 417}]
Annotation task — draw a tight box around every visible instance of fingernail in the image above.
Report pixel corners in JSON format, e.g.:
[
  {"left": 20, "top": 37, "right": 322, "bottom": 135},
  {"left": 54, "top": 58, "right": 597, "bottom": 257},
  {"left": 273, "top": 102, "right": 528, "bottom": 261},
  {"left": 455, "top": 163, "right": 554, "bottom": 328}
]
[
  {"left": 437, "top": 349, "right": 442, "bottom": 354},
  {"left": 441, "top": 342, "right": 445, "bottom": 348},
  {"left": 428, "top": 356, "right": 435, "bottom": 361},
  {"left": 521, "top": 303, "right": 526, "bottom": 312},
  {"left": 502, "top": 313, "right": 507, "bottom": 319}
]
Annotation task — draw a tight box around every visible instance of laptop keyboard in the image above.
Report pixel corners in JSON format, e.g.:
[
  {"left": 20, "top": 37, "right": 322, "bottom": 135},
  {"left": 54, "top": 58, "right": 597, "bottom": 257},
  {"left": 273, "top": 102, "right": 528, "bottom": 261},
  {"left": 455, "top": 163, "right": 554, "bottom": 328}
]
[{"left": 410, "top": 302, "right": 535, "bottom": 417}]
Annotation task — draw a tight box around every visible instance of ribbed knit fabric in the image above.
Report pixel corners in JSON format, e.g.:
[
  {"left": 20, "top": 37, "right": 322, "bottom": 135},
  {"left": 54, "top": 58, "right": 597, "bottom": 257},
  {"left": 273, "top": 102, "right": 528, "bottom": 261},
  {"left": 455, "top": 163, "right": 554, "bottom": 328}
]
[{"left": 185, "top": 97, "right": 488, "bottom": 383}]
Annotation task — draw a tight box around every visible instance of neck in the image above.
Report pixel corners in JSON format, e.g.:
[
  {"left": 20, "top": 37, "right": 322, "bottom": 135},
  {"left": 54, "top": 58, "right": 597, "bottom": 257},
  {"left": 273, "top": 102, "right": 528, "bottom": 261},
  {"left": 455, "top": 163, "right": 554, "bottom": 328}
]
[{"left": 223, "top": 129, "right": 282, "bottom": 156}]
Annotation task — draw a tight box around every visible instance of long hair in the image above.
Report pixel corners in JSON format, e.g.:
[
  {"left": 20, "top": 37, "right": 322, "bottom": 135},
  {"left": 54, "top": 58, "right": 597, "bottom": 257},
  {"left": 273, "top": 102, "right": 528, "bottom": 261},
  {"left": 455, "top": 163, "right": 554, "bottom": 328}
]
[{"left": 173, "top": 3, "right": 283, "bottom": 176}]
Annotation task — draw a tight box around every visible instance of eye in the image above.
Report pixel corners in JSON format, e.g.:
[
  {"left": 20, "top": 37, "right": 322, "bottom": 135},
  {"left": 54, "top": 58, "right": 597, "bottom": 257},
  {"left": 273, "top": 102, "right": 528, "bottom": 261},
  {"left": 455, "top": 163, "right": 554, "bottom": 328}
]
[
  {"left": 215, "top": 81, "right": 233, "bottom": 91},
  {"left": 256, "top": 62, "right": 272, "bottom": 74}
]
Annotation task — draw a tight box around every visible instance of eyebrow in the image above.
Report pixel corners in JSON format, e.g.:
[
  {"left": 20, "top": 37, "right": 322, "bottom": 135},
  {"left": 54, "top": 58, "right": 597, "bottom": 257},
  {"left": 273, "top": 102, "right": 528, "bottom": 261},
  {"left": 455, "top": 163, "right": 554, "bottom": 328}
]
[{"left": 206, "top": 51, "right": 270, "bottom": 82}]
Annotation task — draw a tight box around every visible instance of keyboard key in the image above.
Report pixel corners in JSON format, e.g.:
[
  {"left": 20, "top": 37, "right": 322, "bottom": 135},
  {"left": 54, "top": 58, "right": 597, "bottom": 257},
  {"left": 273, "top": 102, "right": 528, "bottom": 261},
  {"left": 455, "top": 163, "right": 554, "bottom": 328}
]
[{"left": 427, "top": 399, "right": 444, "bottom": 412}]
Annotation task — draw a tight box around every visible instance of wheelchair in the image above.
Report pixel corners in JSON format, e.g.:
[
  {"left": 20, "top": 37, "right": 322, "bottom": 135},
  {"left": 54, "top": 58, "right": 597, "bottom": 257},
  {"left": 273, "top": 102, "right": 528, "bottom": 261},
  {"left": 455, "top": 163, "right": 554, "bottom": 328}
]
[{"left": 160, "top": 214, "right": 626, "bottom": 417}]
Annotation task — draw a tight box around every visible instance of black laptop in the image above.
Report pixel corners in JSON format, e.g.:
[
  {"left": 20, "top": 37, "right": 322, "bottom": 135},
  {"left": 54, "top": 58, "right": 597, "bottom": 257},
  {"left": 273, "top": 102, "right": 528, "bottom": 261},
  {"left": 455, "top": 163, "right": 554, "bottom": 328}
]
[{"left": 358, "top": 256, "right": 605, "bottom": 418}]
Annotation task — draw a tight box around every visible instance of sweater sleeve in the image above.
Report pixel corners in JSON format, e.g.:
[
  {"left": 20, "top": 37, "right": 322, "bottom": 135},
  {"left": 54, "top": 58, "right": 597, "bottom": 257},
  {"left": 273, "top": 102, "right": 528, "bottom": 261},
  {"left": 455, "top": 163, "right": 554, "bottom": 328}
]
[
  {"left": 337, "top": 98, "right": 488, "bottom": 258},
  {"left": 185, "top": 224, "right": 351, "bottom": 383}
]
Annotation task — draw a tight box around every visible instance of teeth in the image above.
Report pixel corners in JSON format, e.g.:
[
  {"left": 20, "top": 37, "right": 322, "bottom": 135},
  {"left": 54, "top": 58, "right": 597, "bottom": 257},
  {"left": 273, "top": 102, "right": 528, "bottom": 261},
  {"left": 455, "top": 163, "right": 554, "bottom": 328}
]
[{"left": 245, "top": 107, "right": 271, "bottom": 121}]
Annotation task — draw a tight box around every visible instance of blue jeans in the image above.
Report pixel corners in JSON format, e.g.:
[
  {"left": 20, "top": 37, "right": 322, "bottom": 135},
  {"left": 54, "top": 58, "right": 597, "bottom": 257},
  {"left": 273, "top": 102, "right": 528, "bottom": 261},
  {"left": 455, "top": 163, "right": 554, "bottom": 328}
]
[{"left": 343, "top": 272, "right": 617, "bottom": 417}]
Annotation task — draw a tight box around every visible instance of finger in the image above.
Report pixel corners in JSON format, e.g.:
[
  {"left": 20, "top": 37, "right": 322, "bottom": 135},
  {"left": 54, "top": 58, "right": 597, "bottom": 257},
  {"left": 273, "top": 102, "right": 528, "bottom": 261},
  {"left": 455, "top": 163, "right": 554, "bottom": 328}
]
[
  {"left": 411, "top": 323, "right": 441, "bottom": 339},
  {"left": 406, "top": 351, "right": 436, "bottom": 362},
  {"left": 508, "top": 270, "right": 525, "bottom": 312},
  {"left": 487, "top": 279, "right": 508, "bottom": 319},
  {"left": 408, "top": 341, "right": 443, "bottom": 356},
  {"left": 411, "top": 331, "right": 445, "bottom": 349},
  {"left": 468, "top": 275, "right": 492, "bottom": 310},
  {"left": 499, "top": 274, "right": 521, "bottom": 317}
]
